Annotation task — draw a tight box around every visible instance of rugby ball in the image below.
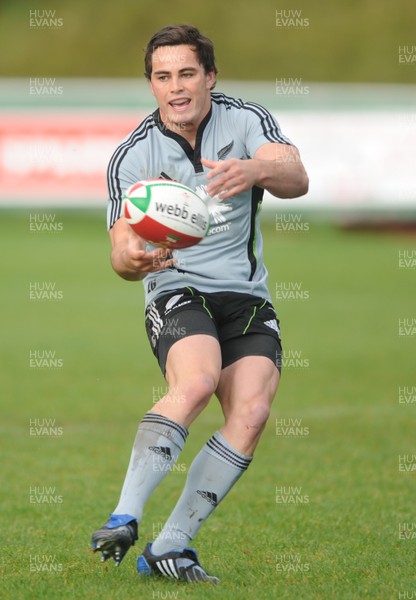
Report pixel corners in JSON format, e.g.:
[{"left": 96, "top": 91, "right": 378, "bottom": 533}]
[{"left": 122, "top": 179, "right": 209, "bottom": 248}]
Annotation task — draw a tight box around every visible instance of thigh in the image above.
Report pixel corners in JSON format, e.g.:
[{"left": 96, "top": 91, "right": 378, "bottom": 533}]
[
  {"left": 145, "top": 287, "right": 219, "bottom": 376},
  {"left": 146, "top": 289, "right": 223, "bottom": 427},
  {"left": 165, "top": 333, "right": 222, "bottom": 388},
  {"left": 157, "top": 335, "right": 222, "bottom": 427},
  {"left": 217, "top": 355, "right": 280, "bottom": 416}
]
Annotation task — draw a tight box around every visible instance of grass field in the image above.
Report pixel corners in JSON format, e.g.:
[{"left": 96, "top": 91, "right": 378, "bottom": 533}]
[{"left": 1, "top": 209, "right": 415, "bottom": 600}]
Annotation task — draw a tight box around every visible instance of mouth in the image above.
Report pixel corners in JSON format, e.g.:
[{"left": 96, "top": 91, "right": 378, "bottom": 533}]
[{"left": 169, "top": 98, "right": 191, "bottom": 112}]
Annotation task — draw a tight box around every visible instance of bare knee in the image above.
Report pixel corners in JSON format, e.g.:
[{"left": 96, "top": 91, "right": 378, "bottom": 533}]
[
  {"left": 177, "top": 372, "right": 218, "bottom": 409},
  {"left": 155, "top": 372, "right": 218, "bottom": 423},
  {"left": 220, "top": 396, "right": 272, "bottom": 455},
  {"left": 244, "top": 398, "right": 271, "bottom": 430},
  {"left": 226, "top": 396, "right": 271, "bottom": 431}
]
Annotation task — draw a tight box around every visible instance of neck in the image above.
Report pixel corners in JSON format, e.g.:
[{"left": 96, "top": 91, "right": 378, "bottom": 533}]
[{"left": 163, "top": 119, "right": 197, "bottom": 147}]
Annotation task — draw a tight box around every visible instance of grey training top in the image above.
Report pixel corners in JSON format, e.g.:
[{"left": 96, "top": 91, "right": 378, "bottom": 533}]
[{"left": 107, "top": 92, "right": 293, "bottom": 306}]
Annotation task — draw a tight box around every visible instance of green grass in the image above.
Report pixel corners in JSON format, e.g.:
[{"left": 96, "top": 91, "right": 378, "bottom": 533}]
[{"left": 1, "top": 210, "right": 415, "bottom": 599}]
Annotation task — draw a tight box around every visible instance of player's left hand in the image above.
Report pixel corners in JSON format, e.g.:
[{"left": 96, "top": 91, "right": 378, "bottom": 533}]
[{"left": 201, "top": 157, "right": 259, "bottom": 200}]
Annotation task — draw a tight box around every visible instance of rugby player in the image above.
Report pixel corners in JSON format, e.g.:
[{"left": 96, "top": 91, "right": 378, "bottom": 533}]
[{"left": 91, "top": 24, "right": 308, "bottom": 583}]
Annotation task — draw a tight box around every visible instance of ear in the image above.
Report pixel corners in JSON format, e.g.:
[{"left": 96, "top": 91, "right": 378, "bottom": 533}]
[
  {"left": 148, "top": 78, "right": 156, "bottom": 97},
  {"left": 206, "top": 70, "right": 216, "bottom": 90}
]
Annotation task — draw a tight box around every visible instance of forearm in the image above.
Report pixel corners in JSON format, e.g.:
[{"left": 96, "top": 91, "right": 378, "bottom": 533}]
[{"left": 255, "top": 152, "right": 309, "bottom": 199}]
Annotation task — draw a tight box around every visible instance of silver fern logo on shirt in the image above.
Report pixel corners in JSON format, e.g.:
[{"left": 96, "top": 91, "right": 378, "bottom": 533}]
[{"left": 217, "top": 140, "right": 234, "bottom": 160}]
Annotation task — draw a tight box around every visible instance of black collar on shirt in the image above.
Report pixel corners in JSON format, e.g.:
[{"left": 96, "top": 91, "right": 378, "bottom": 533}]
[{"left": 153, "top": 106, "right": 212, "bottom": 174}]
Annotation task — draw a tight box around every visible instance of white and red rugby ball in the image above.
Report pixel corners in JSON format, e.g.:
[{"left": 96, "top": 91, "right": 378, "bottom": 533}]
[{"left": 122, "top": 179, "right": 209, "bottom": 249}]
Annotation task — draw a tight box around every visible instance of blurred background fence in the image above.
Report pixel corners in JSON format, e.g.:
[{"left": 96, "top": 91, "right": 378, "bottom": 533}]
[{"left": 1, "top": 79, "right": 415, "bottom": 219}]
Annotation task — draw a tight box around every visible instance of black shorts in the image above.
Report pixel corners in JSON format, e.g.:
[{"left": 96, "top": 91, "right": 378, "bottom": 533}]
[{"left": 145, "top": 287, "right": 282, "bottom": 376}]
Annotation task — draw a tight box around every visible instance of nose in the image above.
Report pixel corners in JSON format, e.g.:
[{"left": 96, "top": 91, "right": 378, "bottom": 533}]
[{"left": 169, "top": 75, "right": 184, "bottom": 93}]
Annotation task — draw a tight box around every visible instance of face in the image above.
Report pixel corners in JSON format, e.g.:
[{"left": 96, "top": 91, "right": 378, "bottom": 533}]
[{"left": 149, "top": 44, "right": 216, "bottom": 139}]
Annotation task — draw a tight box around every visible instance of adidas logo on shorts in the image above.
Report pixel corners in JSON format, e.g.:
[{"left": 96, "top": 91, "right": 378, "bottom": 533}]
[{"left": 264, "top": 319, "right": 280, "bottom": 335}]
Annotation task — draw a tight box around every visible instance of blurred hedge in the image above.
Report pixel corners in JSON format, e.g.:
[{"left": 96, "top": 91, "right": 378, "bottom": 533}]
[{"left": 0, "top": 0, "right": 414, "bottom": 82}]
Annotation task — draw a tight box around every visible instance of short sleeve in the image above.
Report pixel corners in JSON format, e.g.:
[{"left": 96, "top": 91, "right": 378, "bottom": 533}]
[
  {"left": 106, "top": 151, "right": 140, "bottom": 229},
  {"left": 242, "top": 101, "right": 293, "bottom": 158},
  {"left": 106, "top": 115, "right": 155, "bottom": 230}
]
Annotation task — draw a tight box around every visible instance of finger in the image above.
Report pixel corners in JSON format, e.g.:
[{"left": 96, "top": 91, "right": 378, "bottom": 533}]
[
  {"left": 201, "top": 157, "right": 218, "bottom": 169},
  {"left": 201, "top": 158, "right": 225, "bottom": 180},
  {"left": 129, "top": 249, "right": 147, "bottom": 261},
  {"left": 217, "top": 189, "right": 233, "bottom": 200},
  {"left": 205, "top": 165, "right": 229, "bottom": 181},
  {"left": 206, "top": 174, "right": 231, "bottom": 196}
]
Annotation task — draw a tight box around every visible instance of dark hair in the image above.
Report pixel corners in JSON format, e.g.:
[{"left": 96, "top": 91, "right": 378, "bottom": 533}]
[{"left": 144, "top": 25, "right": 218, "bottom": 87}]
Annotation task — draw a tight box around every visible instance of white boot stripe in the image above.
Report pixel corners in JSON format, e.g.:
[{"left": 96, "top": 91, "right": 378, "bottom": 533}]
[
  {"left": 167, "top": 558, "right": 178, "bottom": 578},
  {"left": 158, "top": 559, "right": 179, "bottom": 579},
  {"left": 156, "top": 560, "right": 169, "bottom": 577}
]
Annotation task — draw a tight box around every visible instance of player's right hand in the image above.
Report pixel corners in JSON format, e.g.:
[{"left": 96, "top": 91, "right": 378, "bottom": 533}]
[
  {"left": 109, "top": 217, "right": 175, "bottom": 280},
  {"left": 126, "top": 247, "right": 175, "bottom": 274}
]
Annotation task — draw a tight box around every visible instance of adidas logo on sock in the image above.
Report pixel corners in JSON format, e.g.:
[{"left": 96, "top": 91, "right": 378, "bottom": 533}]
[
  {"left": 196, "top": 490, "right": 218, "bottom": 506},
  {"left": 148, "top": 446, "right": 172, "bottom": 461}
]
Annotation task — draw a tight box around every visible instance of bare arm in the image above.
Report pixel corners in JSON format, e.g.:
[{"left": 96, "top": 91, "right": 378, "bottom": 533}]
[
  {"left": 202, "top": 142, "right": 309, "bottom": 200},
  {"left": 109, "top": 217, "right": 175, "bottom": 281},
  {"left": 252, "top": 142, "right": 309, "bottom": 198}
]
